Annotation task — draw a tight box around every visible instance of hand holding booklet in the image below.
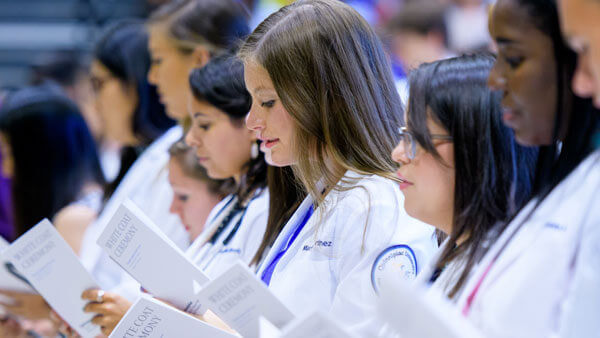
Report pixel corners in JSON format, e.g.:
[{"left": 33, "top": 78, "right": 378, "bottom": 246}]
[
  {"left": 110, "top": 294, "right": 239, "bottom": 338},
  {"left": 2, "top": 219, "right": 101, "bottom": 338},
  {"left": 97, "top": 199, "right": 210, "bottom": 314}
]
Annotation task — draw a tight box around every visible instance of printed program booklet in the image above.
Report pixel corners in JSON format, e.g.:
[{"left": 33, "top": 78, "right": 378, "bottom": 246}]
[
  {"left": 3, "top": 219, "right": 101, "bottom": 338},
  {"left": 110, "top": 294, "right": 239, "bottom": 338},
  {"left": 197, "top": 261, "right": 295, "bottom": 338},
  {"left": 98, "top": 199, "right": 210, "bottom": 314}
]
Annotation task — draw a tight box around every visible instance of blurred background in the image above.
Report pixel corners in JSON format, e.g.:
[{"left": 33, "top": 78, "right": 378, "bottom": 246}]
[{"left": 0, "top": 0, "right": 494, "bottom": 89}]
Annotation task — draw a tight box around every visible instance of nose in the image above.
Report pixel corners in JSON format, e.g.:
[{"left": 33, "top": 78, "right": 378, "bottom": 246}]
[
  {"left": 147, "top": 63, "right": 158, "bottom": 85},
  {"left": 245, "top": 102, "right": 265, "bottom": 132},
  {"left": 488, "top": 61, "right": 506, "bottom": 92},
  {"left": 169, "top": 196, "right": 181, "bottom": 215},
  {"left": 185, "top": 129, "right": 200, "bottom": 148},
  {"left": 572, "top": 52, "right": 596, "bottom": 99},
  {"left": 391, "top": 140, "right": 411, "bottom": 166}
]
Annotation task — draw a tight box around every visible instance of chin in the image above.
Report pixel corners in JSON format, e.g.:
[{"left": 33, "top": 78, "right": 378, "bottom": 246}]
[
  {"left": 514, "top": 131, "right": 553, "bottom": 147},
  {"left": 264, "top": 152, "right": 292, "bottom": 167}
]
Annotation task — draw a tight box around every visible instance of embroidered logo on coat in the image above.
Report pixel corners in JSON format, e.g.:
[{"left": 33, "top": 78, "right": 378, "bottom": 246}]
[{"left": 371, "top": 245, "right": 418, "bottom": 293}]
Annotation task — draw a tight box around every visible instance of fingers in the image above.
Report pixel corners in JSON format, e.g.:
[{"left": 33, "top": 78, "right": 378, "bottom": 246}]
[
  {"left": 84, "top": 301, "right": 115, "bottom": 316},
  {"left": 91, "top": 314, "right": 118, "bottom": 336},
  {"left": 81, "top": 289, "right": 103, "bottom": 302},
  {"left": 82, "top": 289, "right": 117, "bottom": 303}
]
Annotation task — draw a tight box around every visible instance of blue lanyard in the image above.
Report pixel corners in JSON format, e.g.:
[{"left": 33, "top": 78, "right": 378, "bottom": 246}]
[{"left": 261, "top": 204, "right": 314, "bottom": 286}]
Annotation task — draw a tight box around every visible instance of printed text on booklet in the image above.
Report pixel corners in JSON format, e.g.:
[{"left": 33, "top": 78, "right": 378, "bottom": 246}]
[{"left": 98, "top": 200, "right": 210, "bottom": 314}]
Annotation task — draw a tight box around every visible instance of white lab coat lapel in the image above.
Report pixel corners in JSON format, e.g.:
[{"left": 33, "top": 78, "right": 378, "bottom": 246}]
[{"left": 257, "top": 194, "right": 315, "bottom": 276}]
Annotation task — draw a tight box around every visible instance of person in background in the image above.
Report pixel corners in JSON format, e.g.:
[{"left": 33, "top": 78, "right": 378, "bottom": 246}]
[
  {"left": 559, "top": 0, "right": 600, "bottom": 113},
  {"left": 445, "top": 0, "right": 492, "bottom": 53},
  {"left": 0, "top": 83, "right": 105, "bottom": 337},
  {"left": 385, "top": 2, "right": 453, "bottom": 73},
  {"left": 90, "top": 20, "right": 175, "bottom": 200},
  {"left": 167, "top": 139, "right": 233, "bottom": 243},
  {"left": 31, "top": 50, "right": 122, "bottom": 183},
  {"left": 78, "top": 0, "right": 251, "bottom": 302}
]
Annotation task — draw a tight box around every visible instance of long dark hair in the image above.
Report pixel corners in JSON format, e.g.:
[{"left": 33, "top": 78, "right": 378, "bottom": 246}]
[
  {"left": 0, "top": 84, "right": 105, "bottom": 236},
  {"left": 516, "top": 0, "right": 599, "bottom": 200},
  {"left": 188, "top": 54, "right": 302, "bottom": 265},
  {"left": 407, "top": 54, "right": 538, "bottom": 298},
  {"left": 188, "top": 54, "right": 266, "bottom": 200},
  {"left": 94, "top": 20, "right": 175, "bottom": 198}
]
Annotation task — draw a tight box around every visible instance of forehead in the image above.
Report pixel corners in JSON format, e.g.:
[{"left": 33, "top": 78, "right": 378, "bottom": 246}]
[
  {"left": 243, "top": 61, "right": 276, "bottom": 93},
  {"left": 560, "top": 0, "right": 599, "bottom": 35},
  {"left": 490, "top": 0, "right": 545, "bottom": 43},
  {"left": 148, "top": 24, "right": 172, "bottom": 51},
  {"left": 189, "top": 98, "right": 225, "bottom": 119}
]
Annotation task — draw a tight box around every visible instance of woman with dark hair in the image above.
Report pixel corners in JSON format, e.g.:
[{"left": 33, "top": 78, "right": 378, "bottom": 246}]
[
  {"left": 391, "top": 54, "right": 537, "bottom": 302},
  {"left": 91, "top": 20, "right": 175, "bottom": 198},
  {"left": 453, "top": 0, "right": 600, "bottom": 336},
  {"left": 0, "top": 84, "right": 105, "bottom": 336},
  {"left": 0, "top": 84, "right": 105, "bottom": 248},
  {"left": 184, "top": 53, "right": 270, "bottom": 278},
  {"left": 384, "top": 1, "right": 600, "bottom": 337}
]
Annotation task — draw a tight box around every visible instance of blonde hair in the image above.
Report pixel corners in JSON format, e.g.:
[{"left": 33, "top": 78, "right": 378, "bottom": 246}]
[{"left": 239, "top": 0, "right": 403, "bottom": 209}]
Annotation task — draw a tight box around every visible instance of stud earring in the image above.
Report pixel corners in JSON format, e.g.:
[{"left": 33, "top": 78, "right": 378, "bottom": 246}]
[{"left": 251, "top": 142, "right": 259, "bottom": 159}]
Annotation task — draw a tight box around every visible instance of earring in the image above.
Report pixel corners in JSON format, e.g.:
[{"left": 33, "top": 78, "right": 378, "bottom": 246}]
[{"left": 251, "top": 142, "right": 259, "bottom": 159}]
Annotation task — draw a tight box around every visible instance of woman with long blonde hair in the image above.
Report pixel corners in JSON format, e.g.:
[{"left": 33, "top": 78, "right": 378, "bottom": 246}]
[{"left": 240, "top": 0, "right": 437, "bottom": 335}]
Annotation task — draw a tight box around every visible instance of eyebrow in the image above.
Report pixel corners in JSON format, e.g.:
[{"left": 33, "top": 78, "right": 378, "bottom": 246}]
[{"left": 254, "top": 86, "right": 275, "bottom": 95}]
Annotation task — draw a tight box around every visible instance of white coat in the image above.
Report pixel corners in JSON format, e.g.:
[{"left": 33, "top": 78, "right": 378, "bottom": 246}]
[
  {"left": 79, "top": 126, "right": 189, "bottom": 300},
  {"left": 256, "top": 171, "right": 437, "bottom": 337},
  {"left": 186, "top": 189, "right": 269, "bottom": 279},
  {"left": 456, "top": 149, "right": 600, "bottom": 338}
]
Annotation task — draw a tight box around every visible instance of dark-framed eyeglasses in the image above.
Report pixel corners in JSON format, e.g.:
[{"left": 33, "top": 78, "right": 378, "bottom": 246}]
[{"left": 397, "top": 127, "right": 453, "bottom": 160}]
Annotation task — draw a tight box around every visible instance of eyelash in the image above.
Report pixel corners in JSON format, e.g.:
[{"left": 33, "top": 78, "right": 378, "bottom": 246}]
[
  {"left": 151, "top": 58, "right": 162, "bottom": 65},
  {"left": 198, "top": 123, "right": 210, "bottom": 131},
  {"left": 505, "top": 56, "right": 524, "bottom": 69},
  {"left": 177, "top": 194, "right": 188, "bottom": 202},
  {"left": 261, "top": 100, "right": 275, "bottom": 108}
]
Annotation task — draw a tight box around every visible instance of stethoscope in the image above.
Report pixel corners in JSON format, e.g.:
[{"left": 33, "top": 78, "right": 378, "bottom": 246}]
[{"left": 196, "top": 190, "right": 260, "bottom": 270}]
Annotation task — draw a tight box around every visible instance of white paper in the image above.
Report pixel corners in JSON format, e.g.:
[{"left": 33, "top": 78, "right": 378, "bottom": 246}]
[
  {"left": 3, "top": 219, "right": 101, "bottom": 338},
  {"left": 0, "top": 236, "right": 33, "bottom": 293},
  {"left": 280, "top": 312, "right": 356, "bottom": 338},
  {"left": 97, "top": 199, "right": 210, "bottom": 314},
  {"left": 110, "top": 294, "right": 238, "bottom": 338},
  {"left": 198, "top": 262, "right": 294, "bottom": 338},
  {"left": 259, "top": 316, "right": 282, "bottom": 338},
  {"left": 378, "top": 279, "right": 484, "bottom": 338}
]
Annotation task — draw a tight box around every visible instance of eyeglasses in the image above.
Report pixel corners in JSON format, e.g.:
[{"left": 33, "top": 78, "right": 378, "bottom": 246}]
[{"left": 398, "top": 127, "right": 453, "bottom": 160}]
